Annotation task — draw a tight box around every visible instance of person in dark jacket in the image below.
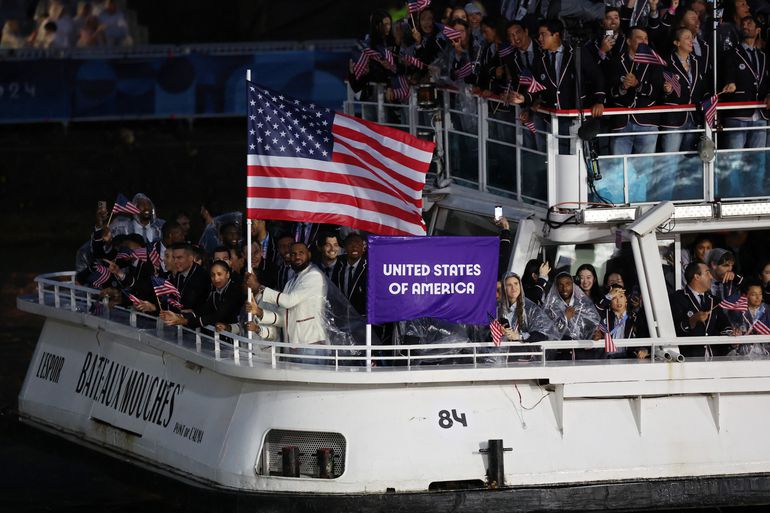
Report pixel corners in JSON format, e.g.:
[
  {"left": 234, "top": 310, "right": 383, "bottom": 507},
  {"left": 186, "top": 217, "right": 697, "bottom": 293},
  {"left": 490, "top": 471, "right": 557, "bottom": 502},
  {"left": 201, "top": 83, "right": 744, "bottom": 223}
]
[{"left": 161, "top": 260, "right": 244, "bottom": 333}]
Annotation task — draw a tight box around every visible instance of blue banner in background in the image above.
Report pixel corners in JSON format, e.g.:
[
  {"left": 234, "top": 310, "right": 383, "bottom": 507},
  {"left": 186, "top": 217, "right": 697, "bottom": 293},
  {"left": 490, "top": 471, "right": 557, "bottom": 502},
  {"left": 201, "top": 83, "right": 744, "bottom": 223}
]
[{"left": 0, "top": 49, "right": 349, "bottom": 123}]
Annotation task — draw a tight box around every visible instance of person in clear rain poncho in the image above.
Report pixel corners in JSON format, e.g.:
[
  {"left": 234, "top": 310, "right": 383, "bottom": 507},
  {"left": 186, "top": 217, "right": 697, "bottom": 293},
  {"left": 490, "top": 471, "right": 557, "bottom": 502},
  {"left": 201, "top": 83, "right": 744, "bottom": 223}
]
[
  {"left": 543, "top": 271, "right": 601, "bottom": 359},
  {"left": 499, "top": 272, "right": 554, "bottom": 343}
]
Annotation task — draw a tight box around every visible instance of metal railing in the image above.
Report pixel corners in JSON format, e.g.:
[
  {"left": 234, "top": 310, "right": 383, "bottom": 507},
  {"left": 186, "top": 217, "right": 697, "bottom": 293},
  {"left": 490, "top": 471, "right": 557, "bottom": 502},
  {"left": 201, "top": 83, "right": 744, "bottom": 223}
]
[
  {"left": 25, "top": 272, "right": 770, "bottom": 371},
  {"left": 345, "top": 84, "right": 770, "bottom": 209}
]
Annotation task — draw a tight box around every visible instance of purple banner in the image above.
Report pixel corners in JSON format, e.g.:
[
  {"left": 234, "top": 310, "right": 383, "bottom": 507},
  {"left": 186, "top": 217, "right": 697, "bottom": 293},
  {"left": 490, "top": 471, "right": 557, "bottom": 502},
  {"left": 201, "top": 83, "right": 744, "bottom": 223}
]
[{"left": 367, "top": 236, "right": 499, "bottom": 324}]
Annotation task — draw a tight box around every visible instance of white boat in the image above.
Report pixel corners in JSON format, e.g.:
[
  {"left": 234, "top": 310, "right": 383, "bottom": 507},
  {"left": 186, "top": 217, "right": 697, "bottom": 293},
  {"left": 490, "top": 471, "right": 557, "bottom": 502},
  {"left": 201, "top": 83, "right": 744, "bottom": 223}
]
[{"left": 16, "top": 85, "right": 770, "bottom": 511}]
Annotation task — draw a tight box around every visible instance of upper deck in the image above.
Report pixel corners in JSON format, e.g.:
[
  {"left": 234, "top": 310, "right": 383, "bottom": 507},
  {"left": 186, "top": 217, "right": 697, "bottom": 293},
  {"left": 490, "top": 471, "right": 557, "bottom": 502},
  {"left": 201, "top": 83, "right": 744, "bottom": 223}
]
[{"left": 344, "top": 84, "right": 770, "bottom": 236}]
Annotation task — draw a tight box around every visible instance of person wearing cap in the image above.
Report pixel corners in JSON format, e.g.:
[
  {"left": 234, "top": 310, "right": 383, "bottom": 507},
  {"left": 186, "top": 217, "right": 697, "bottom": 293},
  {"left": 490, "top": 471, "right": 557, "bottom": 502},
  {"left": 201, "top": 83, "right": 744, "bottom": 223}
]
[
  {"left": 464, "top": 2, "right": 484, "bottom": 47},
  {"left": 707, "top": 248, "right": 744, "bottom": 301}
]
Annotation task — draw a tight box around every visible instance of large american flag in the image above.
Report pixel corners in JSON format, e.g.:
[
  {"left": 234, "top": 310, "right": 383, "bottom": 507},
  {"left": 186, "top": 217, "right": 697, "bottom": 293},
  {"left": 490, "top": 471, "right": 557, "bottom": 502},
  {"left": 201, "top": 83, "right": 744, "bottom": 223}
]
[{"left": 246, "top": 82, "right": 435, "bottom": 235}]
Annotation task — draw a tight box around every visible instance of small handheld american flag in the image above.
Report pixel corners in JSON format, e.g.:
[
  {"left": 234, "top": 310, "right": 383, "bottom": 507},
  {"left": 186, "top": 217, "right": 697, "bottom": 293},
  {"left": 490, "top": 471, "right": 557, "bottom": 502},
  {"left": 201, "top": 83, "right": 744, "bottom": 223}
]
[
  {"left": 407, "top": 0, "right": 431, "bottom": 14},
  {"left": 498, "top": 43, "right": 515, "bottom": 58},
  {"left": 122, "top": 289, "right": 143, "bottom": 308},
  {"left": 151, "top": 276, "right": 180, "bottom": 298},
  {"left": 112, "top": 193, "right": 140, "bottom": 215},
  {"left": 662, "top": 71, "right": 681, "bottom": 97},
  {"left": 719, "top": 294, "right": 748, "bottom": 311},
  {"left": 147, "top": 243, "right": 161, "bottom": 270},
  {"left": 436, "top": 23, "right": 462, "bottom": 42},
  {"left": 391, "top": 75, "right": 410, "bottom": 101},
  {"left": 132, "top": 247, "right": 148, "bottom": 261},
  {"left": 702, "top": 95, "right": 718, "bottom": 128},
  {"left": 518, "top": 69, "right": 546, "bottom": 94},
  {"left": 401, "top": 54, "right": 426, "bottom": 70},
  {"left": 455, "top": 61, "right": 474, "bottom": 79},
  {"left": 353, "top": 48, "right": 381, "bottom": 80},
  {"left": 632, "top": 44, "right": 667, "bottom": 66},
  {"left": 88, "top": 263, "right": 112, "bottom": 288},
  {"left": 597, "top": 322, "right": 617, "bottom": 353},
  {"left": 750, "top": 319, "right": 770, "bottom": 335},
  {"left": 490, "top": 318, "right": 505, "bottom": 346}
]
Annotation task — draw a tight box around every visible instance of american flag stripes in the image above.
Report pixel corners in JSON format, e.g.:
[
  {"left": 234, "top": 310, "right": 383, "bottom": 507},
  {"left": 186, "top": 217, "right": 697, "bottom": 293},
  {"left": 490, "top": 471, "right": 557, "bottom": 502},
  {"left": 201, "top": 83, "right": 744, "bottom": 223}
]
[
  {"left": 751, "top": 319, "right": 770, "bottom": 335},
  {"left": 455, "top": 61, "right": 474, "bottom": 79},
  {"left": 353, "top": 48, "right": 381, "bottom": 80},
  {"left": 112, "top": 193, "right": 140, "bottom": 216},
  {"left": 383, "top": 48, "right": 395, "bottom": 69},
  {"left": 391, "top": 75, "right": 410, "bottom": 101},
  {"left": 88, "top": 263, "right": 112, "bottom": 288},
  {"left": 662, "top": 71, "right": 681, "bottom": 97},
  {"left": 632, "top": 44, "right": 667, "bottom": 66},
  {"left": 148, "top": 243, "right": 161, "bottom": 270},
  {"left": 719, "top": 294, "right": 748, "bottom": 311},
  {"left": 246, "top": 82, "right": 434, "bottom": 236},
  {"left": 702, "top": 95, "right": 718, "bottom": 128},
  {"left": 401, "top": 53, "right": 426, "bottom": 69},
  {"left": 498, "top": 43, "right": 515, "bottom": 58},
  {"left": 115, "top": 249, "right": 134, "bottom": 261},
  {"left": 167, "top": 296, "right": 184, "bottom": 310},
  {"left": 132, "top": 247, "right": 147, "bottom": 261},
  {"left": 490, "top": 318, "right": 505, "bottom": 346},
  {"left": 407, "top": 0, "right": 431, "bottom": 14},
  {"left": 122, "top": 289, "right": 143, "bottom": 308},
  {"left": 524, "top": 118, "right": 536, "bottom": 133},
  {"left": 436, "top": 23, "right": 462, "bottom": 42},
  {"left": 518, "top": 69, "right": 546, "bottom": 93},
  {"left": 152, "top": 276, "right": 181, "bottom": 298},
  {"left": 597, "top": 323, "right": 617, "bottom": 353}
]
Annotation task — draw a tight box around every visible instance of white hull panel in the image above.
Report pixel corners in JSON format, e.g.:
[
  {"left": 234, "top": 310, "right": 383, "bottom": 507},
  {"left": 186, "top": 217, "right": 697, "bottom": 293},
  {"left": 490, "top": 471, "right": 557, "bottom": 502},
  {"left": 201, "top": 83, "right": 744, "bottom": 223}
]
[{"left": 18, "top": 314, "right": 770, "bottom": 496}]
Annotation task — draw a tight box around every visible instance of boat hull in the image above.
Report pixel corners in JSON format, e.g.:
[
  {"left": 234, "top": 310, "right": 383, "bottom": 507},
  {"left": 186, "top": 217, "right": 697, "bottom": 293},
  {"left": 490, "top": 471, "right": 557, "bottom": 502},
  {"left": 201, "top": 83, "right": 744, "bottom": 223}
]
[{"left": 17, "top": 305, "right": 770, "bottom": 509}]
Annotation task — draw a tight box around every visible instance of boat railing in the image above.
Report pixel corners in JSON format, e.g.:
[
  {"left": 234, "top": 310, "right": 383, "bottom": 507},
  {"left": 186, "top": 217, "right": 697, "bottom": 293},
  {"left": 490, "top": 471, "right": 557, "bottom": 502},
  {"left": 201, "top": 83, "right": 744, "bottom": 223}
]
[
  {"left": 26, "top": 272, "right": 770, "bottom": 371},
  {"left": 344, "top": 83, "right": 770, "bottom": 212}
]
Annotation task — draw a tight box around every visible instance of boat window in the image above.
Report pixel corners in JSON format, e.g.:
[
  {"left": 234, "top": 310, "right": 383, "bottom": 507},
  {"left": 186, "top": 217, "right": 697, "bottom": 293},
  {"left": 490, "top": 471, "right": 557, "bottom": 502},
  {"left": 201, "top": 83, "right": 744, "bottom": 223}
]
[{"left": 431, "top": 208, "right": 507, "bottom": 237}]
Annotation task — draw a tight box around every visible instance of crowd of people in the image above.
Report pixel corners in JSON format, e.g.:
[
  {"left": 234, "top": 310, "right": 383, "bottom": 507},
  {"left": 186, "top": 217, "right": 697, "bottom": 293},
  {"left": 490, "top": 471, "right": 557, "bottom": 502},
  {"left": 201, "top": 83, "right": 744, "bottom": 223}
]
[
  {"left": 73, "top": 193, "right": 770, "bottom": 364},
  {"left": 1, "top": 0, "right": 133, "bottom": 49},
  {"left": 349, "top": 0, "right": 770, "bottom": 168}
]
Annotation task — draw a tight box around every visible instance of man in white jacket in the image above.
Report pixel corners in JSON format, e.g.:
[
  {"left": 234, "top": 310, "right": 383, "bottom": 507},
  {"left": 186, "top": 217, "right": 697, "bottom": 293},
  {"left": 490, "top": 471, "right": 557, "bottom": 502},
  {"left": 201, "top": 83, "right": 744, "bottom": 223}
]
[{"left": 250, "top": 242, "right": 328, "bottom": 345}]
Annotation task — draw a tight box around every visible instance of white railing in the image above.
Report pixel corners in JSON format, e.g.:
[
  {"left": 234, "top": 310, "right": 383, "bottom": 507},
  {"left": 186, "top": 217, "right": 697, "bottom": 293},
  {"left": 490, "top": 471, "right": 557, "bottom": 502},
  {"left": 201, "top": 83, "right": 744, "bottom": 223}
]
[
  {"left": 25, "top": 272, "right": 770, "bottom": 370},
  {"left": 345, "top": 83, "right": 770, "bottom": 209}
]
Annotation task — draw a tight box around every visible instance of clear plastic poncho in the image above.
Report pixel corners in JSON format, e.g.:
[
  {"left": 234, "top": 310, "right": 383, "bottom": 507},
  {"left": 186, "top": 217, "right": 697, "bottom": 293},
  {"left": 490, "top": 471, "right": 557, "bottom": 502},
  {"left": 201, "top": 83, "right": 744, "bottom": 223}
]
[
  {"left": 500, "top": 273, "right": 557, "bottom": 341},
  {"left": 542, "top": 277, "right": 601, "bottom": 340},
  {"left": 198, "top": 211, "right": 244, "bottom": 255}
]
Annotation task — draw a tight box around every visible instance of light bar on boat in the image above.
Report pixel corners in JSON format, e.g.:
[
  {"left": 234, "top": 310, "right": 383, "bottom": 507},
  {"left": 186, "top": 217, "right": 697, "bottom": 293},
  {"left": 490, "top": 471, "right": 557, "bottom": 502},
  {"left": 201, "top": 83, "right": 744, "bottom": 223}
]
[
  {"left": 672, "top": 204, "right": 714, "bottom": 220},
  {"left": 580, "top": 207, "right": 637, "bottom": 224},
  {"left": 718, "top": 202, "right": 770, "bottom": 218}
]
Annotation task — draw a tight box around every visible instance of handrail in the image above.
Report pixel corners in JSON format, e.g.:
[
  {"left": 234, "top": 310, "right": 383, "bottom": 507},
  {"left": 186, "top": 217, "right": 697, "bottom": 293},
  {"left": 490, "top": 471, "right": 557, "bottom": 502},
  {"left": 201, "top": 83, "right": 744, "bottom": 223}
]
[
  {"left": 27, "top": 272, "right": 770, "bottom": 371},
  {"left": 0, "top": 39, "right": 356, "bottom": 61}
]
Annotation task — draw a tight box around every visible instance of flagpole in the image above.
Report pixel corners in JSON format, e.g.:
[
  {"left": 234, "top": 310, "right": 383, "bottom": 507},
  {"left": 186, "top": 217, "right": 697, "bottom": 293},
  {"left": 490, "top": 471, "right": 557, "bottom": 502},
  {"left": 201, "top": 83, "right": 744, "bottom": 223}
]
[
  {"left": 366, "top": 323, "right": 372, "bottom": 371},
  {"left": 246, "top": 69, "right": 254, "bottom": 343}
]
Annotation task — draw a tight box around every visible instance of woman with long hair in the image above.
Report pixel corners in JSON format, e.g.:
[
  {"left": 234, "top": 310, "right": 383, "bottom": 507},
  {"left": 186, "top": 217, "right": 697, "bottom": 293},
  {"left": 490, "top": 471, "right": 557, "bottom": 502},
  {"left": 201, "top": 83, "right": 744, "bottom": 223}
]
[
  {"left": 575, "top": 263, "right": 603, "bottom": 305},
  {"left": 500, "top": 272, "right": 553, "bottom": 343}
]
